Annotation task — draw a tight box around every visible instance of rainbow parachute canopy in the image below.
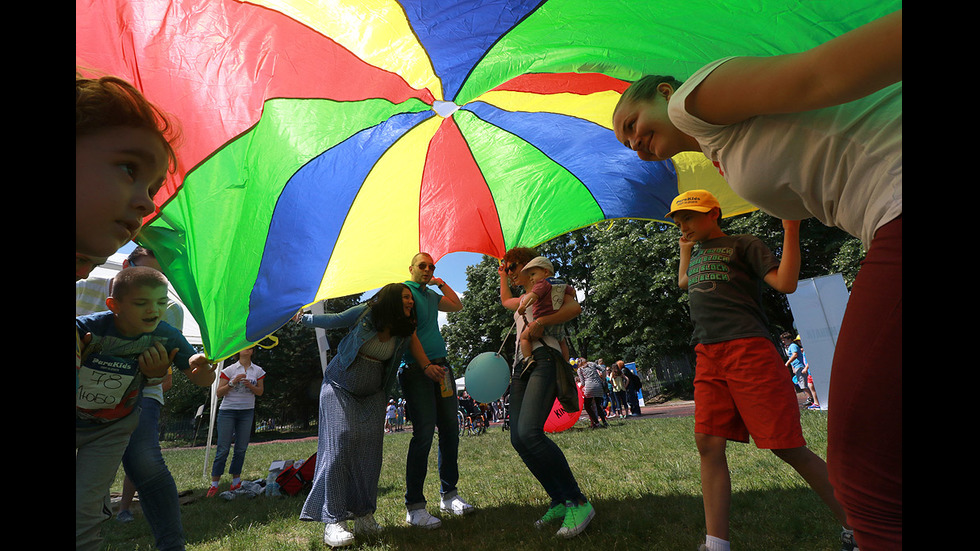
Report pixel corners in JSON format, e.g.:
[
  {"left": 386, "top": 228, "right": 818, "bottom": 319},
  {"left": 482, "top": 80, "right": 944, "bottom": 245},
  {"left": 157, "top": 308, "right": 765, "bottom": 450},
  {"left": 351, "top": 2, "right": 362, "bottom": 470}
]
[{"left": 76, "top": 0, "right": 899, "bottom": 360}]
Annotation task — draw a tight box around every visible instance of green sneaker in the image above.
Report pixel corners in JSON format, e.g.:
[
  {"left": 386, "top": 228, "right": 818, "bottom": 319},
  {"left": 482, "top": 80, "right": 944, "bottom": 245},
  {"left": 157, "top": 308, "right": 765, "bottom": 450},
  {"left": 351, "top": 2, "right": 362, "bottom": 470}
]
[
  {"left": 556, "top": 500, "right": 594, "bottom": 538},
  {"left": 534, "top": 503, "right": 566, "bottom": 529}
]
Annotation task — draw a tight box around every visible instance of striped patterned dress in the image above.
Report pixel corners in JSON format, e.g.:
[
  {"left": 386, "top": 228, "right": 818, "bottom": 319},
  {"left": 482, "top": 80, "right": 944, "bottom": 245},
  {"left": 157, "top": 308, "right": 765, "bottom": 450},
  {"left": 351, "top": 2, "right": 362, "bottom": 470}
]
[{"left": 300, "top": 335, "right": 397, "bottom": 523}]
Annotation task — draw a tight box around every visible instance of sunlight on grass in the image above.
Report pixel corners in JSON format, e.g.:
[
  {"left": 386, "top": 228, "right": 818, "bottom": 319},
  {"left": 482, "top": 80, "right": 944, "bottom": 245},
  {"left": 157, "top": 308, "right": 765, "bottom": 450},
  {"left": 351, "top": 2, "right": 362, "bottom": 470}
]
[{"left": 101, "top": 410, "right": 842, "bottom": 550}]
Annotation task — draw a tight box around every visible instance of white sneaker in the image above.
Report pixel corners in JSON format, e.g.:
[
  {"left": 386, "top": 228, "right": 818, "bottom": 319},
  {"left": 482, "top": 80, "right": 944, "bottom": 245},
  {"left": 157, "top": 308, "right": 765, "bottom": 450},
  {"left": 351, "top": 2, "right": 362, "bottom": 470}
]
[
  {"left": 439, "top": 494, "right": 475, "bottom": 516},
  {"left": 353, "top": 513, "right": 381, "bottom": 535},
  {"left": 323, "top": 522, "right": 354, "bottom": 547},
  {"left": 405, "top": 508, "right": 442, "bottom": 529}
]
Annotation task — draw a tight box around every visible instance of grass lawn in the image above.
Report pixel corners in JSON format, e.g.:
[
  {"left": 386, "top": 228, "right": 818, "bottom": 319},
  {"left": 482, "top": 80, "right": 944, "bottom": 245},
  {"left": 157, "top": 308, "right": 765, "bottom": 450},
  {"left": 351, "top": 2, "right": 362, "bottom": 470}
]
[{"left": 101, "top": 409, "right": 842, "bottom": 550}]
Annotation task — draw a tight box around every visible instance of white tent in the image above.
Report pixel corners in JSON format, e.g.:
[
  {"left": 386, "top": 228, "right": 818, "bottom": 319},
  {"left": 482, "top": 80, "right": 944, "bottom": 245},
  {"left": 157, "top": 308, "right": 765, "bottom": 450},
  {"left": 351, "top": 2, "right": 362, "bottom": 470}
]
[{"left": 785, "top": 274, "right": 849, "bottom": 412}]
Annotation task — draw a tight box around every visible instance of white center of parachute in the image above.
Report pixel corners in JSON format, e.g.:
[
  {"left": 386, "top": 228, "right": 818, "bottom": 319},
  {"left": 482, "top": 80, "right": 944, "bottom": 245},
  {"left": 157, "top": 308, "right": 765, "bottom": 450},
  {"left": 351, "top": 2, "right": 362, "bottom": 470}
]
[{"left": 432, "top": 100, "right": 459, "bottom": 117}]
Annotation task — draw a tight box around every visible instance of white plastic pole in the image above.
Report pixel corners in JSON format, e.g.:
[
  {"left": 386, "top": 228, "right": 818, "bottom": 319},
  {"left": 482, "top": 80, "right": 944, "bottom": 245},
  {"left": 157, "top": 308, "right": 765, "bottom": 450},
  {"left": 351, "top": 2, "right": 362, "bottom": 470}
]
[
  {"left": 311, "top": 300, "right": 330, "bottom": 375},
  {"left": 203, "top": 359, "right": 224, "bottom": 478}
]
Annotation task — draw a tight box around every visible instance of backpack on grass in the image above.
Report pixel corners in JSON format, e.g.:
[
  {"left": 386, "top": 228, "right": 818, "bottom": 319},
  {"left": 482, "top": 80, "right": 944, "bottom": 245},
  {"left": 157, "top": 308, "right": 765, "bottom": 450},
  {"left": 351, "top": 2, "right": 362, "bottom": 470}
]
[{"left": 275, "top": 453, "right": 317, "bottom": 496}]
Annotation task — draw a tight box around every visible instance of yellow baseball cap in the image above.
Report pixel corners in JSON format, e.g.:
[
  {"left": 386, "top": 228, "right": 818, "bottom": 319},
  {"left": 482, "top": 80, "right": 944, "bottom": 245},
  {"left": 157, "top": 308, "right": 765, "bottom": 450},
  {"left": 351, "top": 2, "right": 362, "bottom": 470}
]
[{"left": 666, "top": 189, "right": 721, "bottom": 219}]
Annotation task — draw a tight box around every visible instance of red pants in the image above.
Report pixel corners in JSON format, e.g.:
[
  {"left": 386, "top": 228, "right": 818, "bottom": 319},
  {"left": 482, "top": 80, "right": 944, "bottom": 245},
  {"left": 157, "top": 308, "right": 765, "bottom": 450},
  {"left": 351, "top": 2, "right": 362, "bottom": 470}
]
[{"left": 827, "top": 216, "right": 901, "bottom": 550}]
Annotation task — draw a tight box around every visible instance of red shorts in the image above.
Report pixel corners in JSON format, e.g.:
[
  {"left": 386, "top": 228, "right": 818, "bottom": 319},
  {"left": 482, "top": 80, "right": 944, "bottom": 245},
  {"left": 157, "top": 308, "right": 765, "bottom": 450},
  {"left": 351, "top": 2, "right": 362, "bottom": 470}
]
[{"left": 694, "top": 337, "right": 805, "bottom": 449}]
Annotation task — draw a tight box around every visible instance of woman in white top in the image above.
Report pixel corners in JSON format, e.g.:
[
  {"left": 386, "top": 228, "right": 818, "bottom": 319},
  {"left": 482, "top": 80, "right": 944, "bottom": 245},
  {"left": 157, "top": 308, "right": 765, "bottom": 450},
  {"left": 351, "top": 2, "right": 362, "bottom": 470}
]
[
  {"left": 497, "top": 247, "right": 594, "bottom": 539},
  {"left": 612, "top": 10, "right": 901, "bottom": 550},
  {"left": 208, "top": 346, "right": 266, "bottom": 497}
]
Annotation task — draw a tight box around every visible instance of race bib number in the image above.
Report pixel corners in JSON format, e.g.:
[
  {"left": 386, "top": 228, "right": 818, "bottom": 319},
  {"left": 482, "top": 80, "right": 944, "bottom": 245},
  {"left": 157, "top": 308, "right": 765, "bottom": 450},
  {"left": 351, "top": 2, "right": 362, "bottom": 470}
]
[
  {"left": 75, "top": 334, "right": 165, "bottom": 422},
  {"left": 76, "top": 353, "right": 140, "bottom": 413}
]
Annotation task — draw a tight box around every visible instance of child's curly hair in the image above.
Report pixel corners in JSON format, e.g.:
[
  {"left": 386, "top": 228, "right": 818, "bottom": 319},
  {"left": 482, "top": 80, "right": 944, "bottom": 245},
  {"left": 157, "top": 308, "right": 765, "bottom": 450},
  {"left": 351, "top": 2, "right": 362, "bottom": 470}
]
[
  {"left": 76, "top": 74, "right": 180, "bottom": 174},
  {"left": 501, "top": 247, "right": 538, "bottom": 266}
]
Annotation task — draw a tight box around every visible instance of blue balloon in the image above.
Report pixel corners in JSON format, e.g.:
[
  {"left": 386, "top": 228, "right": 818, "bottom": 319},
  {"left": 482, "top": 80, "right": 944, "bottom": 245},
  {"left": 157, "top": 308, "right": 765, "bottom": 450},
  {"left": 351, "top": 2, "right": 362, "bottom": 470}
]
[{"left": 464, "top": 352, "right": 510, "bottom": 403}]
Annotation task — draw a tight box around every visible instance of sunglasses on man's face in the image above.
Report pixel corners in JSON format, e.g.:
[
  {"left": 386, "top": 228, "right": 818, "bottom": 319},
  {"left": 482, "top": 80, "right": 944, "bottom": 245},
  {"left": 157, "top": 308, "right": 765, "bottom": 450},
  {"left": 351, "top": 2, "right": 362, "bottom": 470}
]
[
  {"left": 415, "top": 262, "right": 436, "bottom": 271},
  {"left": 504, "top": 262, "right": 518, "bottom": 274}
]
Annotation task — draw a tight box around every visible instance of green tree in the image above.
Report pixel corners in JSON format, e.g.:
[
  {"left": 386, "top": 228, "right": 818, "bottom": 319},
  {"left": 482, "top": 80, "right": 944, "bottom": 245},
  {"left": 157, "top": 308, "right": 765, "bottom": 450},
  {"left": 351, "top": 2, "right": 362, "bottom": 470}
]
[
  {"left": 252, "top": 294, "right": 364, "bottom": 427},
  {"left": 576, "top": 219, "right": 694, "bottom": 376},
  {"left": 250, "top": 320, "right": 323, "bottom": 428}
]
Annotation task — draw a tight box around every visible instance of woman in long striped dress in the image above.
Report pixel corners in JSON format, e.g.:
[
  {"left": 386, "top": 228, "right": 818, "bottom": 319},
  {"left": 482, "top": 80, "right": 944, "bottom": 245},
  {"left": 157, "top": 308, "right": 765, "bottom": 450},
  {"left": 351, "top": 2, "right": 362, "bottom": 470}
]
[{"left": 294, "top": 283, "right": 431, "bottom": 548}]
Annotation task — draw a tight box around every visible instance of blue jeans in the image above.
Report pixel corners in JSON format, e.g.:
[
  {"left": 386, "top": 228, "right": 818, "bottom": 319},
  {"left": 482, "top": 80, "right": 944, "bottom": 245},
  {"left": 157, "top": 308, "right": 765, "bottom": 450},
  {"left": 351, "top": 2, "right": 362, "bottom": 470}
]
[
  {"left": 398, "top": 359, "right": 460, "bottom": 508},
  {"left": 509, "top": 346, "right": 585, "bottom": 507},
  {"left": 121, "top": 398, "right": 186, "bottom": 550},
  {"left": 211, "top": 408, "right": 254, "bottom": 478}
]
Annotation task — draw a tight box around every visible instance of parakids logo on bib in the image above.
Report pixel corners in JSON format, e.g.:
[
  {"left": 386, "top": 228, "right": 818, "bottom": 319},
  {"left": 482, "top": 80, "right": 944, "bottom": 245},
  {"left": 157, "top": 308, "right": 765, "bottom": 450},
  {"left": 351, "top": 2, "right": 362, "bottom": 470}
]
[{"left": 87, "top": 355, "right": 138, "bottom": 374}]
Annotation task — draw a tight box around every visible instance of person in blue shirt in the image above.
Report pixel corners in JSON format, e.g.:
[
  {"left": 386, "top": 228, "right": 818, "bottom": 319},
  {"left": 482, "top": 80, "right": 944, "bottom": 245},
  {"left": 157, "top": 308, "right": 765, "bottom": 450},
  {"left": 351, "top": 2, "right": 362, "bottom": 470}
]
[
  {"left": 782, "top": 333, "right": 821, "bottom": 409},
  {"left": 398, "top": 252, "right": 475, "bottom": 529}
]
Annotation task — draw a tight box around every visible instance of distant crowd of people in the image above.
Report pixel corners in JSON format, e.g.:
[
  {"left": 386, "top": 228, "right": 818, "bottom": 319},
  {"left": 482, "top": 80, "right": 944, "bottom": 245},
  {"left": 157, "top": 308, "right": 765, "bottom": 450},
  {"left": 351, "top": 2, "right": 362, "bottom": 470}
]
[{"left": 574, "top": 358, "right": 642, "bottom": 428}]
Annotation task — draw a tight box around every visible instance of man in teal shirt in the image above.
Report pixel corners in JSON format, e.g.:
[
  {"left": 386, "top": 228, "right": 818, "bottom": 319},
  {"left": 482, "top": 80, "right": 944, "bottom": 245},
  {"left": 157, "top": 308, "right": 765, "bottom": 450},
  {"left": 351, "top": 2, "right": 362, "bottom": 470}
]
[{"left": 398, "top": 252, "right": 474, "bottom": 529}]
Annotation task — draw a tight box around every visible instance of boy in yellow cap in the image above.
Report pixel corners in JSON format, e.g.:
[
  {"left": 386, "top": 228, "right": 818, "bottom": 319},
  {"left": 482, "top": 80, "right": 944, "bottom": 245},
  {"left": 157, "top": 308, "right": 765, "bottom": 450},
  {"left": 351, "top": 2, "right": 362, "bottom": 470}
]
[{"left": 668, "top": 190, "right": 854, "bottom": 551}]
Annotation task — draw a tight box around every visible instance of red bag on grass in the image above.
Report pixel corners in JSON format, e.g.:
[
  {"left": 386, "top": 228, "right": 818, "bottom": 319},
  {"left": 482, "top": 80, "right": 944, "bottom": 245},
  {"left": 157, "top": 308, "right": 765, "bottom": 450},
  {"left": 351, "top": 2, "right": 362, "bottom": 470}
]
[{"left": 275, "top": 453, "right": 316, "bottom": 496}]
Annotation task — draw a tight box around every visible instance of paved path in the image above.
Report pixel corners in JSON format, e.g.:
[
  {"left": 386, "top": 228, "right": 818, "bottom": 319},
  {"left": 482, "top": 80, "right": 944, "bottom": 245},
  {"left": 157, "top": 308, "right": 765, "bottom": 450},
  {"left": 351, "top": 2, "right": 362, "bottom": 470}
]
[
  {"left": 631, "top": 393, "right": 814, "bottom": 421},
  {"left": 638, "top": 399, "right": 696, "bottom": 419},
  {"left": 491, "top": 393, "right": 813, "bottom": 427},
  {"left": 475, "top": 398, "right": 698, "bottom": 430}
]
